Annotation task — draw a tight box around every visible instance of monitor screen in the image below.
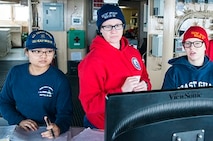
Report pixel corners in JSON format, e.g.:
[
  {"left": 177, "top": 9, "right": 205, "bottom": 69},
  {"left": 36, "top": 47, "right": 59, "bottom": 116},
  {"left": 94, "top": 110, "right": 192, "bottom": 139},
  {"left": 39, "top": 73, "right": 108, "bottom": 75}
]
[{"left": 105, "top": 87, "right": 213, "bottom": 141}]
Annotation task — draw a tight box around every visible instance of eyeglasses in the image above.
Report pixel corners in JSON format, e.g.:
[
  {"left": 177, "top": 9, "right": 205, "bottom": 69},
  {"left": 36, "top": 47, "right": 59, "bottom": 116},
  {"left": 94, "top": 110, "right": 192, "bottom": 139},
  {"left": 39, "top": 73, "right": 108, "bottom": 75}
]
[
  {"left": 182, "top": 41, "right": 204, "bottom": 48},
  {"left": 30, "top": 49, "right": 55, "bottom": 56},
  {"left": 101, "top": 24, "right": 124, "bottom": 31}
]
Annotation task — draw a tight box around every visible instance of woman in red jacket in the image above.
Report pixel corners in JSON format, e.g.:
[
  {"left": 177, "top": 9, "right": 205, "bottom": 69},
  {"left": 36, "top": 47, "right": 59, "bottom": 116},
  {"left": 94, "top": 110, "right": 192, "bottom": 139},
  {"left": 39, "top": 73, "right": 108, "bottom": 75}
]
[{"left": 78, "top": 4, "right": 151, "bottom": 130}]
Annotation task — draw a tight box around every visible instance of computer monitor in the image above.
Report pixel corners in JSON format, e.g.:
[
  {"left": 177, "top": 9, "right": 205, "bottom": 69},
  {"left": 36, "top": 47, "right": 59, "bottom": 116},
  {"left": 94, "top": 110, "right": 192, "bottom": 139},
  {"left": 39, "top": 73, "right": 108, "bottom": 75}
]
[{"left": 105, "top": 87, "right": 213, "bottom": 141}]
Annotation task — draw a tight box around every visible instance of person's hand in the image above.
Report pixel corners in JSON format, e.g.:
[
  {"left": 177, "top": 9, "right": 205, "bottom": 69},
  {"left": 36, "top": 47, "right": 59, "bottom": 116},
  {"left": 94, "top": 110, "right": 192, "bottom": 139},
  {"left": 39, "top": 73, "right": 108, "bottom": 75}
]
[
  {"left": 133, "top": 80, "right": 148, "bottom": 92},
  {"left": 19, "top": 119, "right": 38, "bottom": 131},
  {"left": 121, "top": 76, "right": 140, "bottom": 92},
  {"left": 41, "top": 117, "right": 60, "bottom": 139}
]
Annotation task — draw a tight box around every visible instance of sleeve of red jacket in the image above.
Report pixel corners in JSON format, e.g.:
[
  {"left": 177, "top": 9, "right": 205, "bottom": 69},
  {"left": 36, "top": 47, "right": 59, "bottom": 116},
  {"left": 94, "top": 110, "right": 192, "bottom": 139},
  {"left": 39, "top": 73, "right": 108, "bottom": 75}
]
[
  {"left": 140, "top": 61, "right": 152, "bottom": 90},
  {"left": 78, "top": 59, "right": 110, "bottom": 115},
  {"left": 206, "top": 40, "right": 213, "bottom": 61}
]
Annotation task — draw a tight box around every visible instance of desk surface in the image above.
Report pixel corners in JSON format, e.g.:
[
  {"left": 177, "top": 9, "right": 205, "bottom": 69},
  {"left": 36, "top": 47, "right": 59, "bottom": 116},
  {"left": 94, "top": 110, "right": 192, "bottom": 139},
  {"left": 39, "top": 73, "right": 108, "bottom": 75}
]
[{"left": 0, "top": 125, "right": 104, "bottom": 141}]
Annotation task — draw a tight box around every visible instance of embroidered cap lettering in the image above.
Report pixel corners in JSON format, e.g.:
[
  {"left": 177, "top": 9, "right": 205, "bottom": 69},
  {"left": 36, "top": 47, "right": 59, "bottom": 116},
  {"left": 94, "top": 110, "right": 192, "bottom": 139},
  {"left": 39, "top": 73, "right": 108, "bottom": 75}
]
[{"left": 101, "top": 12, "right": 118, "bottom": 19}]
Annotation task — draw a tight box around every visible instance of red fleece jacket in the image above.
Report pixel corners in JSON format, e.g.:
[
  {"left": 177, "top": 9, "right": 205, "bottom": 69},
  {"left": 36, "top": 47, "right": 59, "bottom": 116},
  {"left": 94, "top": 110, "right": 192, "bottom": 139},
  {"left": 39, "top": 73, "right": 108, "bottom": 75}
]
[
  {"left": 207, "top": 40, "right": 213, "bottom": 61},
  {"left": 78, "top": 35, "right": 151, "bottom": 129}
]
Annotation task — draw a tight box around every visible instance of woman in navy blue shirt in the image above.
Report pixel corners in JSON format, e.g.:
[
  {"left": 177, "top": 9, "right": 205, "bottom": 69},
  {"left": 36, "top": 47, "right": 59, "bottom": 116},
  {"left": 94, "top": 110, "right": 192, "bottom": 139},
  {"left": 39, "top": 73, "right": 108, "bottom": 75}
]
[{"left": 0, "top": 30, "right": 72, "bottom": 139}]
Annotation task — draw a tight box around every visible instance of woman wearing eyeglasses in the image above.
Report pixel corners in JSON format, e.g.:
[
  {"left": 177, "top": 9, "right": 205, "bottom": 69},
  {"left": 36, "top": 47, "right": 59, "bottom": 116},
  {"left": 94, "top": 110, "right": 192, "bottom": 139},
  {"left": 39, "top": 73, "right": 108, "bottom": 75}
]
[
  {"left": 0, "top": 30, "right": 72, "bottom": 139},
  {"left": 78, "top": 4, "right": 151, "bottom": 130},
  {"left": 162, "top": 26, "right": 213, "bottom": 90}
]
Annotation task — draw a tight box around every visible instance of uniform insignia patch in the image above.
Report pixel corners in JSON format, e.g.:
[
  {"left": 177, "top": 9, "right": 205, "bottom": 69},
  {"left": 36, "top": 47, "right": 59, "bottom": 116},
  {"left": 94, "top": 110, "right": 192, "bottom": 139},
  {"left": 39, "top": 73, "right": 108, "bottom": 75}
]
[{"left": 131, "top": 57, "right": 141, "bottom": 70}]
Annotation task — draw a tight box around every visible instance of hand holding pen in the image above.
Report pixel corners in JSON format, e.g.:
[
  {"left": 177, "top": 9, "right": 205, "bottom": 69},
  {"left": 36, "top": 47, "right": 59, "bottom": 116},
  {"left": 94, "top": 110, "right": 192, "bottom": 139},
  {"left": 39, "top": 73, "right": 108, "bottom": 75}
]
[{"left": 41, "top": 116, "right": 60, "bottom": 139}]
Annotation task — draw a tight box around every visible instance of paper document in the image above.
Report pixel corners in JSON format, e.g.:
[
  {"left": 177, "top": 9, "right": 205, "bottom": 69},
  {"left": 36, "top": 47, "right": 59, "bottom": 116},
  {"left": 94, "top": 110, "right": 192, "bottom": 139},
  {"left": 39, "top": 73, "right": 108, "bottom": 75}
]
[
  {"left": 71, "top": 128, "right": 104, "bottom": 141},
  {"left": 0, "top": 125, "right": 71, "bottom": 141},
  {"left": 11, "top": 126, "right": 69, "bottom": 141},
  {"left": 0, "top": 125, "right": 16, "bottom": 140}
]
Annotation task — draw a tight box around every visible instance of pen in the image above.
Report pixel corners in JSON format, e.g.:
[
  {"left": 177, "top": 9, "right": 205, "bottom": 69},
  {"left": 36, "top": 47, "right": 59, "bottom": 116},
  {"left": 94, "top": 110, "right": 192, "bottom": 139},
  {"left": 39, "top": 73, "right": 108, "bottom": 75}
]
[{"left": 44, "top": 116, "right": 55, "bottom": 138}]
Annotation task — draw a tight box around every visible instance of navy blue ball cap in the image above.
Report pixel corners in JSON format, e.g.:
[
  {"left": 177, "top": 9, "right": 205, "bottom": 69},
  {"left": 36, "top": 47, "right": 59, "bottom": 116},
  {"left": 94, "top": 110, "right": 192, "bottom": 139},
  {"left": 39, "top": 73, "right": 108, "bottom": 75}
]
[
  {"left": 25, "top": 30, "right": 57, "bottom": 50},
  {"left": 96, "top": 4, "right": 126, "bottom": 31}
]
